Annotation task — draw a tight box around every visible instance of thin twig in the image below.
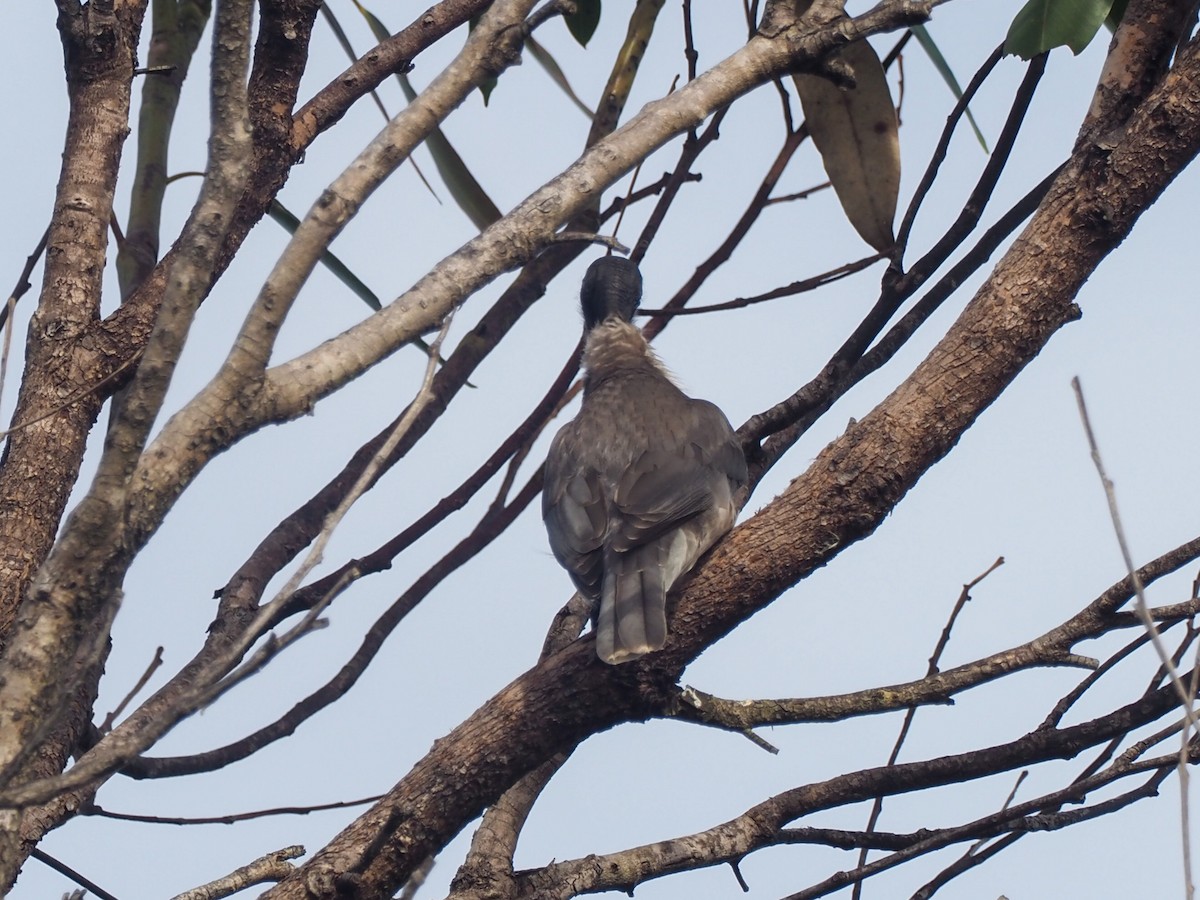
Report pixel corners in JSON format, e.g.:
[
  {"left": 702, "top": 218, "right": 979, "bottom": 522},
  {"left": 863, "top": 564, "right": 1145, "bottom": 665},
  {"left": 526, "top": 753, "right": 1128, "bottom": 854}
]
[
  {"left": 598, "top": 171, "right": 703, "bottom": 222},
  {"left": 852, "top": 557, "right": 1004, "bottom": 900},
  {"left": 204, "top": 311, "right": 460, "bottom": 698},
  {"left": 0, "top": 315, "right": 457, "bottom": 805},
  {"left": 763, "top": 180, "right": 831, "bottom": 205},
  {"left": 0, "top": 294, "right": 14, "bottom": 413},
  {"left": 1072, "top": 378, "right": 1198, "bottom": 723},
  {"left": 894, "top": 44, "right": 1004, "bottom": 256},
  {"left": 549, "top": 232, "right": 630, "bottom": 254},
  {"left": 126, "top": 465, "right": 546, "bottom": 779},
  {"left": 30, "top": 849, "right": 121, "bottom": 900},
  {"left": 638, "top": 254, "right": 883, "bottom": 317},
  {"left": 0, "top": 224, "right": 49, "bottom": 330},
  {"left": 0, "top": 348, "right": 145, "bottom": 442},
  {"left": 682, "top": 0, "right": 698, "bottom": 82},
  {"left": 746, "top": 164, "right": 1061, "bottom": 476},
  {"left": 967, "top": 769, "right": 1027, "bottom": 854},
  {"left": 89, "top": 793, "right": 385, "bottom": 825},
  {"left": 631, "top": 106, "right": 730, "bottom": 265},
  {"left": 740, "top": 44, "right": 1052, "bottom": 465},
  {"left": 1072, "top": 375, "right": 1198, "bottom": 900},
  {"left": 99, "top": 646, "right": 164, "bottom": 734},
  {"left": 0, "top": 226, "right": 51, "bottom": 409},
  {"left": 640, "top": 123, "right": 810, "bottom": 344},
  {"left": 169, "top": 845, "right": 304, "bottom": 900},
  {"left": 263, "top": 311, "right": 455, "bottom": 615}
]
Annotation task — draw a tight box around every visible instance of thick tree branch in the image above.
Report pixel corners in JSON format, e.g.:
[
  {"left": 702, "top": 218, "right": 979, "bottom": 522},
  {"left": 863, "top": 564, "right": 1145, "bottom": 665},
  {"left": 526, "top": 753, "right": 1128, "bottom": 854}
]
[
  {"left": 0, "top": 0, "right": 145, "bottom": 641},
  {"left": 0, "top": 0, "right": 253, "bottom": 850},
  {"left": 0, "top": 6, "right": 484, "bottom": 660},
  {"left": 116, "top": 0, "right": 662, "bottom": 778},
  {"left": 293, "top": 0, "right": 494, "bottom": 148},
  {"left": 667, "top": 538, "right": 1200, "bottom": 732},
  {"left": 49, "top": 3, "right": 936, "bottom": 796},
  {"left": 0, "top": 0, "right": 147, "bottom": 884}
]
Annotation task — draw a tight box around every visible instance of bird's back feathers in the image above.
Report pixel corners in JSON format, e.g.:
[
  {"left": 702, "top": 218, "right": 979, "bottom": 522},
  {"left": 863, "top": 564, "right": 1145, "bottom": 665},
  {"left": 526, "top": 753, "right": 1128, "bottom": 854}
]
[{"left": 543, "top": 312, "right": 746, "bottom": 664}]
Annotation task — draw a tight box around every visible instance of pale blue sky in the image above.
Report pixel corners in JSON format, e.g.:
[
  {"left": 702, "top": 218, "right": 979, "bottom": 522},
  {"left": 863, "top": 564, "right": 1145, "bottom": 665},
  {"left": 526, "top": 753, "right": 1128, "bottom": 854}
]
[{"left": 3, "top": 3, "right": 1198, "bottom": 898}]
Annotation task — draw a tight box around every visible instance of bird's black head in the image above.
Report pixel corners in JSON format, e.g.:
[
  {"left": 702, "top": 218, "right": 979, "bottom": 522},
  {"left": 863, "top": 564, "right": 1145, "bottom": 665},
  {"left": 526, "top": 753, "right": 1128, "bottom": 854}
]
[{"left": 580, "top": 256, "right": 642, "bottom": 330}]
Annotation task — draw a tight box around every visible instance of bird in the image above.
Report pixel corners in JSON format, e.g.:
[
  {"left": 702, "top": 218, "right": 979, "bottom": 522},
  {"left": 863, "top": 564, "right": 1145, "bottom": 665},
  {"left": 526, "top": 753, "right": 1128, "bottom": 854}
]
[{"left": 542, "top": 256, "right": 747, "bottom": 665}]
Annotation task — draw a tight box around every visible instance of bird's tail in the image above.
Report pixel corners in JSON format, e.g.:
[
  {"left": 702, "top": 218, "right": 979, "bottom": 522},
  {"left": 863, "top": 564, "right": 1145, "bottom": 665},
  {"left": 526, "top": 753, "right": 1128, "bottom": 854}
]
[{"left": 595, "top": 544, "right": 669, "bottom": 665}]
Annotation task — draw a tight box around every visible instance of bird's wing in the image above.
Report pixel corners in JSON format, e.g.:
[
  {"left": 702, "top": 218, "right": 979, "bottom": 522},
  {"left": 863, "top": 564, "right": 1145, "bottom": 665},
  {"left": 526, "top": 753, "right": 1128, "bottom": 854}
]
[
  {"left": 689, "top": 398, "right": 749, "bottom": 488},
  {"left": 609, "top": 396, "right": 746, "bottom": 552},
  {"left": 542, "top": 425, "right": 606, "bottom": 599},
  {"left": 597, "top": 395, "right": 744, "bottom": 662}
]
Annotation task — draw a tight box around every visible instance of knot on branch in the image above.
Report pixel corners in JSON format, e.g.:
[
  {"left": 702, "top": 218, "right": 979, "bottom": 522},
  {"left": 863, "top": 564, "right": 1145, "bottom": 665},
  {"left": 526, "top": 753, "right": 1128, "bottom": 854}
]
[{"left": 482, "top": 22, "right": 527, "bottom": 79}]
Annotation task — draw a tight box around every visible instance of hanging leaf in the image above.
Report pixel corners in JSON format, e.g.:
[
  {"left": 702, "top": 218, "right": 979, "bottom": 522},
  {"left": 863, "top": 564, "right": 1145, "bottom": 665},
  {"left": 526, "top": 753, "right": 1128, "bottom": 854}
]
[
  {"left": 353, "top": 1, "right": 502, "bottom": 230},
  {"left": 1004, "top": 0, "right": 1115, "bottom": 58},
  {"left": 478, "top": 75, "right": 499, "bottom": 105},
  {"left": 794, "top": 39, "right": 900, "bottom": 253},
  {"left": 320, "top": 3, "right": 390, "bottom": 122},
  {"left": 589, "top": 0, "right": 665, "bottom": 145},
  {"left": 268, "top": 201, "right": 381, "bottom": 310},
  {"left": 268, "top": 199, "right": 466, "bottom": 378},
  {"left": 910, "top": 25, "right": 988, "bottom": 152},
  {"left": 527, "top": 35, "right": 594, "bottom": 118},
  {"left": 1106, "top": 0, "right": 1129, "bottom": 31},
  {"left": 398, "top": 74, "right": 502, "bottom": 230},
  {"left": 466, "top": 12, "right": 499, "bottom": 103},
  {"left": 566, "top": 0, "right": 601, "bottom": 47},
  {"left": 319, "top": 3, "right": 440, "bottom": 202}
]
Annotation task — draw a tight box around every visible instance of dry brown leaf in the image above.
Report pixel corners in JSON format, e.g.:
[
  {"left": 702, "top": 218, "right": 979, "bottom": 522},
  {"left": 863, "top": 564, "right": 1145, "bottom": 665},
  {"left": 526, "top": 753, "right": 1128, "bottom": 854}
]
[{"left": 794, "top": 39, "right": 900, "bottom": 252}]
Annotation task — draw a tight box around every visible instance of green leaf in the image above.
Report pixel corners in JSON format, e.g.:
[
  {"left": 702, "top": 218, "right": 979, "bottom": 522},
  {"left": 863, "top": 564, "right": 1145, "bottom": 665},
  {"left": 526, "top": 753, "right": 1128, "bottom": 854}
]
[
  {"left": 353, "top": 1, "right": 391, "bottom": 46},
  {"left": 910, "top": 25, "right": 988, "bottom": 152},
  {"left": 479, "top": 75, "right": 498, "bottom": 105},
  {"left": 268, "top": 201, "right": 381, "bottom": 311},
  {"left": 1004, "top": 0, "right": 1115, "bottom": 58},
  {"left": 566, "top": 0, "right": 601, "bottom": 47},
  {"left": 353, "top": 1, "right": 502, "bottom": 230},
  {"left": 267, "top": 199, "right": 467, "bottom": 380},
  {"left": 397, "top": 73, "right": 502, "bottom": 229},
  {"left": 1106, "top": 0, "right": 1129, "bottom": 31},
  {"left": 527, "top": 35, "right": 594, "bottom": 118},
  {"left": 588, "top": 0, "right": 665, "bottom": 145},
  {"left": 320, "top": 3, "right": 442, "bottom": 203},
  {"left": 466, "top": 13, "right": 500, "bottom": 103}
]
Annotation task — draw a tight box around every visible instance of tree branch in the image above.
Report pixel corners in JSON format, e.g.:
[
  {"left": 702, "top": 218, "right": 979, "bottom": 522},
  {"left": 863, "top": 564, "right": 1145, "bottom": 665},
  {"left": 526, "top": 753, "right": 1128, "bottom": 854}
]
[
  {"left": 0, "top": 0, "right": 254, "bottom": 820},
  {"left": 123, "top": 1, "right": 937, "bottom": 562},
  {"left": 256, "top": 31, "right": 1200, "bottom": 896}
]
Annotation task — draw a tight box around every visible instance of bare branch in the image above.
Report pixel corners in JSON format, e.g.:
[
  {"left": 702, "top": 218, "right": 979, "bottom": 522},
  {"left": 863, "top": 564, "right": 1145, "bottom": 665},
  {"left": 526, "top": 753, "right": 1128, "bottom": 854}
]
[
  {"left": 99, "top": 646, "right": 164, "bottom": 734},
  {"left": 89, "top": 795, "right": 384, "bottom": 826},
  {"left": 1073, "top": 378, "right": 1199, "bottom": 726},
  {"left": 29, "top": 849, "right": 119, "bottom": 900},
  {"left": 0, "top": 0, "right": 255, "bottom": 811},
  {"left": 516, "top": 702, "right": 1197, "bottom": 900},
  {"left": 170, "top": 846, "right": 304, "bottom": 900},
  {"left": 0, "top": 225, "right": 49, "bottom": 331},
  {"left": 853, "top": 557, "right": 1005, "bottom": 900}
]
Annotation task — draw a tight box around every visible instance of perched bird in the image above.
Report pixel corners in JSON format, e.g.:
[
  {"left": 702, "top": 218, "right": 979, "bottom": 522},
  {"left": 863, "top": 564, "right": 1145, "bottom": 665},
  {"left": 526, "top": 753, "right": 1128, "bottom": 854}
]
[{"left": 543, "top": 257, "right": 747, "bottom": 664}]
